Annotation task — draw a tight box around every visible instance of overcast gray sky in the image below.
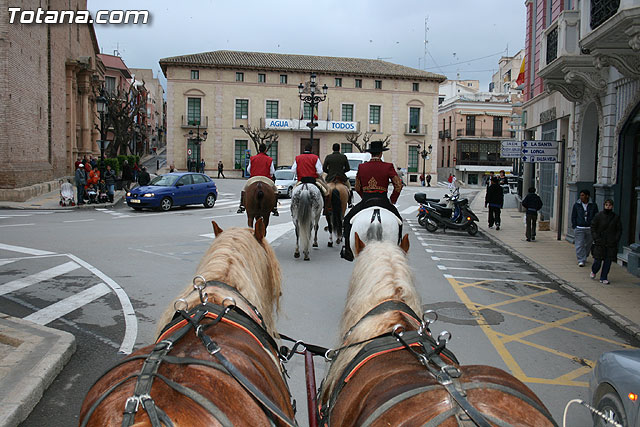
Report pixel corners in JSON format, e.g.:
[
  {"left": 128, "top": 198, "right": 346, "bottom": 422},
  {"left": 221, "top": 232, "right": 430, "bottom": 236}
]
[{"left": 88, "top": 0, "right": 526, "bottom": 91}]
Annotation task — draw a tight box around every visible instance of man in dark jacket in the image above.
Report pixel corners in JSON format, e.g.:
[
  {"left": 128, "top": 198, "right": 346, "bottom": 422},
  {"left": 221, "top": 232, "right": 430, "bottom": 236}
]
[
  {"left": 121, "top": 160, "right": 133, "bottom": 191},
  {"left": 103, "top": 165, "right": 116, "bottom": 203},
  {"left": 521, "top": 187, "right": 543, "bottom": 241},
  {"left": 485, "top": 176, "right": 504, "bottom": 230},
  {"left": 74, "top": 164, "right": 87, "bottom": 205},
  {"left": 571, "top": 189, "right": 599, "bottom": 267},
  {"left": 323, "top": 143, "right": 352, "bottom": 207},
  {"left": 137, "top": 167, "right": 151, "bottom": 187},
  {"left": 589, "top": 199, "right": 622, "bottom": 284}
]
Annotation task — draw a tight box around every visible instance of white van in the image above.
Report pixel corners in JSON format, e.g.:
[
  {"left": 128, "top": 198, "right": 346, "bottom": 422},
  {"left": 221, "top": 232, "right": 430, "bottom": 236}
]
[{"left": 345, "top": 152, "right": 384, "bottom": 186}]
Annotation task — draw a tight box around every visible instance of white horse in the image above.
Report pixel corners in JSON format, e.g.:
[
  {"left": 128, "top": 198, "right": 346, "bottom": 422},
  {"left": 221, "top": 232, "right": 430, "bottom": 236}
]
[
  {"left": 348, "top": 206, "right": 403, "bottom": 257},
  {"left": 290, "top": 183, "right": 323, "bottom": 261}
]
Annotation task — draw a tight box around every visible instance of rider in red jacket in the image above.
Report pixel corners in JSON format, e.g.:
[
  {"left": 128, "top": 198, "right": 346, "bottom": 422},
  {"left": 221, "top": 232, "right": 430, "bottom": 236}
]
[{"left": 237, "top": 144, "right": 279, "bottom": 215}]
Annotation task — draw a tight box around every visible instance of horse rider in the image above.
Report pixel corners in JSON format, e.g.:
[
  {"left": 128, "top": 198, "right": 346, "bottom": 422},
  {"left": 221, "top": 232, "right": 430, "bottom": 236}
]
[
  {"left": 340, "top": 140, "right": 404, "bottom": 261},
  {"left": 237, "top": 143, "right": 279, "bottom": 216},
  {"left": 323, "top": 143, "right": 353, "bottom": 208},
  {"left": 291, "top": 143, "right": 329, "bottom": 200}
]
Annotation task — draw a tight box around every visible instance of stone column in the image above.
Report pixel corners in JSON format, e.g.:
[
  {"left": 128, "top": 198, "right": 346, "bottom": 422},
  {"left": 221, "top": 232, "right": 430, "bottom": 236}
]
[
  {"left": 593, "top": 183, "right": 614, "bottom": 209},
  {"left": 77, "top": 71, "right": 92, "bottom": 156},
  {"left": 65, "top": 66, "right": 77, "bottom": 172}
]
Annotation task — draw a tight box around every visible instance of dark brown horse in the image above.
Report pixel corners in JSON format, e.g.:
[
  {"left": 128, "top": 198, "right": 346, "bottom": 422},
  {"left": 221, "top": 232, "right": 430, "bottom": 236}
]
[
  {"left": 245, "top": 178, "right": 278, "bottom": 230},
  {"left": 325, "top": 179, "right": 349, "bottom": 248},
  {"left": 79, "top": 219, "right": 296, "bottom": 426},
  {"left": 319, "top": 235, "right": 557, "bottom": 427}
]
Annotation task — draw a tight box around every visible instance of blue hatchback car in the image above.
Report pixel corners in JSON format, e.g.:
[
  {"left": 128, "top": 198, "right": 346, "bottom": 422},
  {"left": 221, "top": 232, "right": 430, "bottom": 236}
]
[{"left": 126, "top": 172, "right": 217, "bottom": 211}]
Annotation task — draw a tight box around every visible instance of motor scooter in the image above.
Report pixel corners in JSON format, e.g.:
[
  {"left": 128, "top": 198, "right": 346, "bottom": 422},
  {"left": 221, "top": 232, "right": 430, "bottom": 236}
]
[{"left": 415, "top": 191, "right": 479, "bottom": 235}]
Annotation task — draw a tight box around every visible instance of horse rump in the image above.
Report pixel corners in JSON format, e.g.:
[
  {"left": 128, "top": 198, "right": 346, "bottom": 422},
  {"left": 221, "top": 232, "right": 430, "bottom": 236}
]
[{"left": 331, "top": 188, "right": 342, "bottom": 237}]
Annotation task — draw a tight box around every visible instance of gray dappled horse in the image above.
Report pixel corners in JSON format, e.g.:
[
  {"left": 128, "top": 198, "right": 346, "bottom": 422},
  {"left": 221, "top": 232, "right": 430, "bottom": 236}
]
[{"left": 290, "top": 183, "right": 323, "bottom": 261}]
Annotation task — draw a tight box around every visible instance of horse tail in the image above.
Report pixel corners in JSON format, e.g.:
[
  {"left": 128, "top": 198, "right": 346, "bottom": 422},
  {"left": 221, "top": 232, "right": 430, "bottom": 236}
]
[
  {"left": 366, "top": 215, "right": 384, "bottom": 241},
  {"left": 331, "top": 189, "right": 342, "bottom": 237},
  {"left": 298, "top": 185, "right": 312, "bottom": 249},
  {"left": 256, "top": 182, "right": 264, "bottom": 207}
]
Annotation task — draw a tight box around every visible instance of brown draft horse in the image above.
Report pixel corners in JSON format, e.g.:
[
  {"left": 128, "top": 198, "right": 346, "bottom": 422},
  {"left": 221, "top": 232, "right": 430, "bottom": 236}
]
[
  {"left": 245, "top": 178, "right": 278, "bottom": 230},
  {"left": 318, "top": 235, "right": 557, "bottom": 427},
  {"left": 324, "top": 179, "right": 349, "bottom": 248},
  {"left": 79, "top": 219, "right": 296, "bottom": 426}
]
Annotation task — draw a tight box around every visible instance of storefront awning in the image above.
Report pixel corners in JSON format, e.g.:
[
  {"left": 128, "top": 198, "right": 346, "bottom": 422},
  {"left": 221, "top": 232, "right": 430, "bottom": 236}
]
[
  {"left": 485, "top": 112, "right": 511, "bottom": 117},
  {"left": 455, "top": 165, "right": 513, "bottom": 173}
]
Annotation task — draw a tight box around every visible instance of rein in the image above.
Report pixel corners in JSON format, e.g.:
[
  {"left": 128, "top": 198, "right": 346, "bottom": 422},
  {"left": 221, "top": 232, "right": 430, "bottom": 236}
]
[{"left": 80, "top": 283, "right": 297, "bottom": 427}]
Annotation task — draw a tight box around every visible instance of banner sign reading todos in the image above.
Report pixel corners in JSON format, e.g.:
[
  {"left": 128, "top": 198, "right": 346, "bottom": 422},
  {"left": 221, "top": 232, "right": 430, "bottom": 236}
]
[{"left": 263, "top": 119, "right": 358, "bottom": 132}]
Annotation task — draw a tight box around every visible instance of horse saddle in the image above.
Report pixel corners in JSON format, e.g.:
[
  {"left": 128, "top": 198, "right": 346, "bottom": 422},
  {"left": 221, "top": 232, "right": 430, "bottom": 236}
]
[{"left": 350, "top": 206, "right": 402, "bottom": 226}]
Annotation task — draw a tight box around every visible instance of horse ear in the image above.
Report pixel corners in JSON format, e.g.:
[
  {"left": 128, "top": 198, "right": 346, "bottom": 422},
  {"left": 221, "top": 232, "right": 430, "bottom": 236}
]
[
  {"left": 399, "top": 234, "right": 410, "bottom": 254},
  {"left": 254, "top": 217, "right": 266, "bottom": 242},
  {"left": 354, "top": 232, "right": 366, "bottom": 255},
  {"left": 212, "top": 220, "right": 224, "bottom": 237}
]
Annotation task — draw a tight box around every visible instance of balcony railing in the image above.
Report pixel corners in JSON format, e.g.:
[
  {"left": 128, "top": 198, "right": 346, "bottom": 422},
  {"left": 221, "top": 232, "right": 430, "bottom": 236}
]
[
  {"left": 590, "top": 0, "right": 620, "bottom": 30},
  {"left": 404, "top": 123, "right": 427, "bottom": 135},
  {"left": 181, "top": 115, "right": 208, "bottom": 128},
  {"left": 539, "top": 10, "right": 582, "bottom": 77},
  {"left": 456, "top": 129, "right": 513, "bottom": 138},
  {"left": 546, "top": 26, "right": 559, "bottom": 65},
  {"left": 438, "top": 130, "right": 444, "bottom": 140},
  {"left": 444, "top": 129, "right": 451, "bottom": 139}
]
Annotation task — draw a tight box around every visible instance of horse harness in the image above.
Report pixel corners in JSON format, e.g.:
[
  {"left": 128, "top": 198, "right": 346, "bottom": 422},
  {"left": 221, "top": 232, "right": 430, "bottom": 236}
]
[
  {"left": 319, "top": 300, "right": 557, "bottom": 427},
  {"left": 79, "top": 281, "right": 297, "bottom": 427}
]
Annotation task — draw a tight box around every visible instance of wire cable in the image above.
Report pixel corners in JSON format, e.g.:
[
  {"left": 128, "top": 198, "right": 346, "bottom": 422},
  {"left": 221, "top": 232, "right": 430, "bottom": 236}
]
[{"left": 562, "top": 398, "right": 623, "bottom": 427}]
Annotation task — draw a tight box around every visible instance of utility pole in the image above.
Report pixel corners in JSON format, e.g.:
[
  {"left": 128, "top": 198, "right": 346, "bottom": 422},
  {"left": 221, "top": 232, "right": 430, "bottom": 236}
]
[{"left": 423, "top": 17, "right": 429, "bottom": 70}]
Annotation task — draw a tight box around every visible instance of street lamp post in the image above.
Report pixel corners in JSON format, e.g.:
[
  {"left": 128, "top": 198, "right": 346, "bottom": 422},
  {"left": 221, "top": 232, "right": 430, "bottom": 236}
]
[
  {"left": 96, "top": 91, "right": 108, "bottom": 177},
  {"left": 298, "top": 73, "right": 328, "bottom": 152},
  {"left": 188, "top": 122, "right": 208, "bottom": 172},
  {"left": 420, "top": 140, "right": 433, "bottom": 179}
]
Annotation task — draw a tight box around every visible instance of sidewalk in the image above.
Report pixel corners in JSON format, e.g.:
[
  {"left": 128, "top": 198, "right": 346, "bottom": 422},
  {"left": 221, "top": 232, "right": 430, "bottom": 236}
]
[
  {"left": 470, "top": 192, "right": 640, "bottom": 341},
  {"left": 0, "top": 188, "right": 126, "bottom": 210}
]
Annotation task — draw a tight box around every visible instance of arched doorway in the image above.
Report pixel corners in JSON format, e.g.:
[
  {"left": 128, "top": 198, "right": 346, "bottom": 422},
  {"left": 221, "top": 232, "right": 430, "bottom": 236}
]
[{"left": 616, "top": 103, "right": 640, "bottom": 248}]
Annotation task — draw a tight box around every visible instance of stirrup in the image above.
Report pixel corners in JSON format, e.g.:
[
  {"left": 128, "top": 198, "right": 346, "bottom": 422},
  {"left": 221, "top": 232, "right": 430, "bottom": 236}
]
[{"left": 236, "top": 207, "right": 244, "bottom": 213}]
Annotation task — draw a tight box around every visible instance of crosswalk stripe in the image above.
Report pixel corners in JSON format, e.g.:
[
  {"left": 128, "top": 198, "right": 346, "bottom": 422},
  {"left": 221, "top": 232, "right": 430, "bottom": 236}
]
[
  {"left": 200, "top": 221, "right": 294, "bottom": 244},
  {"left": 23, "top": 283, "right": 110, "bottom": 325},
  {"left": 401, "top": 206, "right": 418, "bottom": 214},
  {"left": 0, "top": 261, "right": 80, "bottom": 296},
  {"left": 0, "top": 260, "right": 16, "bottom": 267},
  {"left": 0, "top": 243, "right": 56, "bottom": 256}
]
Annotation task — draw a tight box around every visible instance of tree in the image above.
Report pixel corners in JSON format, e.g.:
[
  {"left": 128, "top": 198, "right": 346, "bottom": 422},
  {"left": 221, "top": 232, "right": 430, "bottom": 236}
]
[
  {"left": 96, "top": 84, "right": 145, "bottom": 157},
  {"left": 241, "top": 126, "right": 279, "bottom": 152},
  {"left": 344, "top": 131, "right": 390, "bottom": 152}
]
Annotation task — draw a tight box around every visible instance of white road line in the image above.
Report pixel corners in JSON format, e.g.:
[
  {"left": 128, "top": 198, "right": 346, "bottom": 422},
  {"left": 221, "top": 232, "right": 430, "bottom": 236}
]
[
  {"left": 0, "top": 261, "right": 80, "bottom": 296},
  {"left": 400, "top": 206, "right": 418, "bottom": 214},
  {"left": 442, "top": 273, "right": 551, "bottom": 284},
  {"left": 0, "top": 223, "right": 35, "bottom": 228},
  {"left": 0, "top": 254, "right": 66, "bottom": 262},
  {"left": 424, "top": 249, "right": 509, "bottom": 257},
  {"left": 438, "top": 265, "right": 537, "bottom": 274},
  {"left": 66, "top": 254, "right": 137, "bottom": 355},
  {"left": 0, "top": 214, "right": 31, "bottom": 217},
  {"left": 200, "top": 221, "right": 295, "bottom": 244},
  {"left": 431, "top": 256, "right": 507, "bottom": 264},
  {"left": 0, "top": 260, "right": 16, "bottom": 267},
  {"left": 418, "top": 242, "right": 468, "bottom": 248},
  {"left": 63, "top": 219, "right": 95, "bottom": 223},
  {"left": 23, "top": 283, "right": 110, "bottom": 325},
  {"left": 131, "top": 248, "right": 183, "bottom": 260},
  {"left": 0, "top": 243, "right": 56, "bottom": 256}
]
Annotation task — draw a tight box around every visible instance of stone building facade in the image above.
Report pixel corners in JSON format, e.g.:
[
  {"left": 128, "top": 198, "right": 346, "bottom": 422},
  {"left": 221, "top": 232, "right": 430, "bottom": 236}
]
[
  {"left": 160, "top": 50, "right": 445, "bottom": 183},
  {"left": 0, "top": 0, "right": 103, "bottom": 199}
]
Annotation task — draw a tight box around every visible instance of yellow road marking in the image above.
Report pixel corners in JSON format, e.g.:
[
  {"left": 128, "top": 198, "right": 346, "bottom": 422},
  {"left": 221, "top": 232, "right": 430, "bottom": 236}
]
[
  {"left": 499, "top": 312, "right": 589, "bottom": 344},
  {"left": 467, "top": 283, "right": 586, "bottom": 314},
  {"left": 481, "top": 289, "right": 556, "bottom": 310}
]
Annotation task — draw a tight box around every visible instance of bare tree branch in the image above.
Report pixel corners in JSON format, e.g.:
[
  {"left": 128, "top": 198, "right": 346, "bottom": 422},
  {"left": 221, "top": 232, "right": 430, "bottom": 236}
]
[
  {"left": 241, "top": 126, "right": 279, "bottom": 152},
  {"left": 97, "top": 84, "right": 145, "bottom": 157},
  {"left": 345, "top": 132, "right": 364, "bottom": 153}
]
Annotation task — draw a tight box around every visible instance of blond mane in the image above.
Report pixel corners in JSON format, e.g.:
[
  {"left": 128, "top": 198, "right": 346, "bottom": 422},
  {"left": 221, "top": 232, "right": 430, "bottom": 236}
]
[
  {"left": 156, "top": 226, "right": 282, "bottom": 338},
  {"left": 321, "top": 240, "right": 421, "bottom": 403}
]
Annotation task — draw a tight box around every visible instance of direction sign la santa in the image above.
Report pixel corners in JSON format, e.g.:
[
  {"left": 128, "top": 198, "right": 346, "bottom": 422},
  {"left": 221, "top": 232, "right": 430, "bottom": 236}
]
[{"left": 522, "top": 140, "right": 559, "bottom": 149}]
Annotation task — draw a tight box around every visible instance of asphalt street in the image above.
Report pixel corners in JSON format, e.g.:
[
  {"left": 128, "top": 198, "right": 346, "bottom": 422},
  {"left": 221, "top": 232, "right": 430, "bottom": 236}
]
[{"left": 0, "top": 178, "right": 638, "bottom": 426}]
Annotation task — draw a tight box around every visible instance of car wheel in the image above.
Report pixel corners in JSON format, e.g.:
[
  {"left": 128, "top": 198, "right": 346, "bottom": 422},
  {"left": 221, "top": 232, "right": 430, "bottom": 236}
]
[
  {"left": 132, "top": 207, "right": 142, "bottom": 211},
  {"left": 287, "top": 187, "right": 293, "bottom": 198},
  {"left": 467, "top": 222, "right": 478, "bottom": 236},
  {"left": 204, "top": 193, "right": 216, "bottom": 208},
  {"left": 594, "top": 392, "right": 627, "bottom": 427},
  {"left": 160, "top": 197, "right": 173, "bottom": 212}
]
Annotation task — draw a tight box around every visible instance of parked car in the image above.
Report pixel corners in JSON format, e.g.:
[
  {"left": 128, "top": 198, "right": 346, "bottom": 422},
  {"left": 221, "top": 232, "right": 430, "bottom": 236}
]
[
  {"left": 589, "top": 349, "right": 640, "bottom": 426},
  {"left": 125, "top": 172, "right": 217, "bottom": 211},
  {"left": 274, "top": 169, "right": 296, "bottom": 198}
]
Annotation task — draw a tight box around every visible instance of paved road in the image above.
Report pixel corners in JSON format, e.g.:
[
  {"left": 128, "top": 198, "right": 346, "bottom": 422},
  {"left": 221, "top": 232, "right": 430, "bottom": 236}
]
[{"left": 0, "top": 180, "right": 637, "bottom": 426}]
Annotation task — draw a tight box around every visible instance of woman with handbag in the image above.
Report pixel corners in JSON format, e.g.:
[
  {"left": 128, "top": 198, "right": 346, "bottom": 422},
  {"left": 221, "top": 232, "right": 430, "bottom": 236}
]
[{"left": 589, "top": 199, "right": 622, "bottom": 284}]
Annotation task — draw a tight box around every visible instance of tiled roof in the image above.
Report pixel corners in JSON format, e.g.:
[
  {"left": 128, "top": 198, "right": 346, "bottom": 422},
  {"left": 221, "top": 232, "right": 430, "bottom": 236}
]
[{"left": 159, "top": 50, "right": 446, "bottom": 81}]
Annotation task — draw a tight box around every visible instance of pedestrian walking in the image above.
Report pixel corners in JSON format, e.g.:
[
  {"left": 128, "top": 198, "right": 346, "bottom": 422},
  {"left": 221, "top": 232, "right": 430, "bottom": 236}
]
[
  {"left": 103, "top": 164, "right": 116, "bottom": 203},
  {"left": 420, "top": 173, "right": 425, "bottom": 187},
  {"left": 426, "top": 174, "right": 432, "bottom": 187},
  {"left": 485, "top": 176, "right": 504, "bottom": 230},
  {"left": 521, "top": 187, "right": 543, "bottom": 241},
  {"left": 217, "top": 160, "right": 225, "bottom": 178},
  {"left": 571, "top": 189, "right": 598, "bottom": 267},
  {"left": 169, "top": 163, "right": 176, "bottom": 173},
  {"left": 590, "top": 199, "right": 622, "bottom": 284},
  {"left": 121, "top": 160, "right": 133, "bottom": 191},
  {"left": 137, "top": 167, "right": 150, "bottom": 187},
  {"left": 200, "top": 158, "right": 206, "bottom": 174},
  {"left": 74, "top": 163, "right": 86, "bottom": 205}
]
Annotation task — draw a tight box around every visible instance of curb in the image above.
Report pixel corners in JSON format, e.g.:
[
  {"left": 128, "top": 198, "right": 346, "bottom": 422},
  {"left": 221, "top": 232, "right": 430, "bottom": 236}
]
[
  {"left": 0, "top": 194, "right": 125, "bottom": 211},
  {"left": 0, "top": 315, "right": 76, "bottom": 427}
]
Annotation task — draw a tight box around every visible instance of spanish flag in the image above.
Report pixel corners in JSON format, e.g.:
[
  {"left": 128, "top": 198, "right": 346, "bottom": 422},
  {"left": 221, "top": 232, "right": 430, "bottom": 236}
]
[{"left": 516, "top": 57, "right": 525, "bottom": 86}]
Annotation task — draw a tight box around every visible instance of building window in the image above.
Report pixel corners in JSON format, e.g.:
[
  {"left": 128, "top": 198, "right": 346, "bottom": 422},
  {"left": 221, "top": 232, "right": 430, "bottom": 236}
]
[
  {"left": 258, "top": 73, "right": 266, "bottom": 83},
  {"left": 465, "top": 116, "right": 476, "bottom": 136},
  {"left": 355, "top": 79, "right": 362, "bottom": 88},
  {"left": 341, "top": 143, "right": 353, "bottom": 153},
  {"left": 409, "top": 107, "right": 420, "bottom": 133},
  {"left": 369, "top": 105, "right": 381, "bottom": 124},
  {"left": 105, "top": 76, "right": 116, "bottom": 95},
  {"left": 266, "top": 100, "right": 279, "bottom": 119},
  {"left": 236, "top": 72, "right": 244, "bottom": 82},
  {"left": 187, "top": 98, "right": 201, "bottom": 125},
  {"left": 302, "top": 103, "right": 312, "bottom": 120},
  {"left": 267, "top": 142, "right": 278, "bottom": 167},
  {"left": 408, "top": 146, "right": 419, "bottom": 173},
  {"left": 234, "top": 140, "right": 248, "bottom": 170},
  {"left": 280, "top": 74, "right": 287, "bottom": 84},
  {"left": 375, "top": 80, "right": 382, "bottom": 89},
  {"left": 447, "top": 145, "right": 451, "bottom": 167},
  {"left": 441, "top": 146, "right": 445, "bottom": 167},
  {"left": 467, "top": 82, "right": 473, "bottom": 87},
  {"left": 335, "top": 78, "right": 342, "bottom": 87},
  {"left": 412, "top": 83, "right": 419, "bottom": 92},
  {"left": 235, "top": 99, "right": 248, "bottom": 119},
  {"left": 493, "top": 116, "right": 503, "bottom": 136},
  {"left": 191, "top": 70, "right": 199, "bottom": 80},
  {"left": 342, "top": 104, "right": 354, "bottom": 122}
]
